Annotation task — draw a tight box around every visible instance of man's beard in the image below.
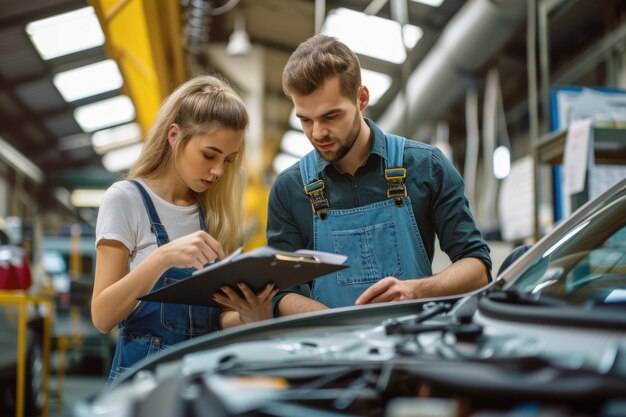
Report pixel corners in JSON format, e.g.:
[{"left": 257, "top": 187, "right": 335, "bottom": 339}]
[{"left": 317, "top": 112, "right": 361, "bottom": 162}]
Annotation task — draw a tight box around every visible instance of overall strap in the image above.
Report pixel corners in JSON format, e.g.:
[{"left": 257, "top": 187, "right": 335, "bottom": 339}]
[
  {"left": 384, "top": 134, "right": 407, "bottom": 206},
  {"left": 299, "top": 151, "right": 329, "bottom": 220},
  {"left": 128, "top": 180, "right": 170, "bottom": 246},
  {"left": 198, "top": 209, "right": 207, "bottom": 231}
]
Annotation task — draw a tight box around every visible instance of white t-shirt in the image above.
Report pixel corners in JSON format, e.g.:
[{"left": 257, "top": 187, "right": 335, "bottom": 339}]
[{"left": 95, "top": 179, "right": 204, "bottom": 272}]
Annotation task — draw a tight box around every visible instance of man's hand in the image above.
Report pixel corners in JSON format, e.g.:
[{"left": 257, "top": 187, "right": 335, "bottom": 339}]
[
  {"left": 355, "top": 277, "right": 415, "bottom": 305},
  {"left": 354, "top": 258, "right": 489, "bottom": 306}
]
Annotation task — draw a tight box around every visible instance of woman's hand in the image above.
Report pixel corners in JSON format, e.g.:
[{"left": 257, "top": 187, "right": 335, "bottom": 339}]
[
  {"left": 214, "top": 282, "right": 278, "bottom": 324},
  {"left": 158, "top": 230, "right": 225, "bottom": 269}
]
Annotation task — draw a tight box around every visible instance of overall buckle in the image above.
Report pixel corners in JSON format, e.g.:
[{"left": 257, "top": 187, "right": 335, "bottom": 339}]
[
  {"left": 304, "top": 180, "right": 329, "bottom": 220},
  {"left": 385, "top": 168, "right": 407, "bottom": 206}
]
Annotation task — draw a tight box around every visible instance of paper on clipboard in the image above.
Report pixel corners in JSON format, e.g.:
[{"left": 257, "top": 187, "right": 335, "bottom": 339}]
[{"left": 138, "top": 246, "right": 348, "bottom": 307}]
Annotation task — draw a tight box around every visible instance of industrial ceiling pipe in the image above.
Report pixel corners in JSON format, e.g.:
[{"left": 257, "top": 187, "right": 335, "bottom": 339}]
[{"left": 378, "top": 0, "right": 527, "bottom": 137}]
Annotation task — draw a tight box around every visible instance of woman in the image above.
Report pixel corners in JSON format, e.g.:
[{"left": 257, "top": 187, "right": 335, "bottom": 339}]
[{"left": 92, "top": 75, "right": 276, "bottom": 382}]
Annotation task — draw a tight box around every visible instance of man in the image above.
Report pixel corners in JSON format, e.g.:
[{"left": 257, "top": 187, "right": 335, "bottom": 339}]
[{"left": 267, "top": 34, "right": 491, "bottom": 316}]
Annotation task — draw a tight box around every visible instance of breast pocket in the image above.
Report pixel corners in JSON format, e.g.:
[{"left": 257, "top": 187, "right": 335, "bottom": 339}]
[
  {"left": 332, "top": 221, "right": 402, "bottom": 285},
  {"left": 160, "top": 275, "right": 216, "bottom": 336}
]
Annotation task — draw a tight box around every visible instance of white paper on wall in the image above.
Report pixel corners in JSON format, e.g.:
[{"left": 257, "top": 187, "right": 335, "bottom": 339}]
[{"left": 562, "top": 118, "right": 593, "bottom": 196}]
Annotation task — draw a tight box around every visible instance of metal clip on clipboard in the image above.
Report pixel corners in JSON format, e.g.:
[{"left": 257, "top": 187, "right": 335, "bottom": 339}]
[{"left": 273, "top": 253, "right": 321, "bottom": 264}]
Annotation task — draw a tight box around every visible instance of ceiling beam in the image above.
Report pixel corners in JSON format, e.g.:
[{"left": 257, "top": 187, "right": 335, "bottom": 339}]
[
  {"left": 0, "top": 0, "right": 85, "bottom": 28},
  {"left": 0, "top": 136, "right": 44, "bottom": 184},
  {"left": 89, "top": 0, "right": 187, "bottom": 133}
]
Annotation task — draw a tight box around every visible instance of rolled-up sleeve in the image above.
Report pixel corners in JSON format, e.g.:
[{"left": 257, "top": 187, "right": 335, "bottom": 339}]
[{"left": 430, "top": 149, "right": 492, "bottom": 277}]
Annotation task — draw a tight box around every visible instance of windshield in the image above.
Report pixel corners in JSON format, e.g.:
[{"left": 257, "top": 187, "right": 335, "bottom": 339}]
[{"left": 505, "top": 190, "right": 626, "bottom": 306}]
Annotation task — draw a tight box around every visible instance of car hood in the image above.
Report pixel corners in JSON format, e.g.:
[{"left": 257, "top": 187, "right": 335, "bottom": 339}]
[
  {"left": 76, "top": 180, "right": 626, "bottom": 417},
  {"left": 76, "top": 290, "right": 626, "bottom": 417}
]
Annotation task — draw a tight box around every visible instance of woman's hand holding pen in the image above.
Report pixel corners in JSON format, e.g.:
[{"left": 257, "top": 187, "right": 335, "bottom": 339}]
[
  {"left": 214, "top": 282, "right": 278, "bottom": 324},
  {"left": 159, "top": 231, "right": 225, "bottom": 270}
]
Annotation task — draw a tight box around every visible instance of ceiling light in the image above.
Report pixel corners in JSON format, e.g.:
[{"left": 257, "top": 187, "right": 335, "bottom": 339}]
[
  {"left": 53, "top": 60, "right": 123, "bottom": 102},
  {"left": 273, "top": 153, "right": 299, "bottom": 174},
  {"left": 362, "top": 69, "right": 392, "bottom": 106},
  {"left": 71, "top": 189, "right": 106, "bottom": 208},
  {"left": 102, "top": 143, "right": 143, "bottom": 173},
  {"left": 409, "top": 0, "right": 444, "bottom": 7},
  {"left": 493, "top": 145, "right": 511, "bottom": 179},
  {"left": 26, "top": 7, "right": 105, "bottom": 60},
  {"left": 322, "top": 8, "right": 423, "bottom": 64},
  {"left": 74, "top": 96, "right": 135, "bottom": 132},
  {"left": 226, "top": 12, "right": 251, "bottom": 56},
  {"left": 281, "top": 130, "right": 313, "bottom": 158},
  {"left": 91, "top": 122, "right": 141, "bottom": 154}
]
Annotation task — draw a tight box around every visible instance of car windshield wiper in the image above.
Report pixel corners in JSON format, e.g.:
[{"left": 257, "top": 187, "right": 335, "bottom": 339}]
[
  {"left": 486, "top": 289, "right": 569, "bottom": 307},
  {"left": 383, "top": 302, "right": 452, "bottom": 335},
  {"left": 382, "top": 301, "right": 486, "bottom": 344}
]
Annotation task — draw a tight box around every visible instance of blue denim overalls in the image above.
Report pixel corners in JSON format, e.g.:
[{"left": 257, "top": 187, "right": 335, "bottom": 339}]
[
  {"left": 300, "top": 134, "right": 432, "bottom": 308},
  {"left": 108, "top": 180, "right": 221, "bottom": 382}
]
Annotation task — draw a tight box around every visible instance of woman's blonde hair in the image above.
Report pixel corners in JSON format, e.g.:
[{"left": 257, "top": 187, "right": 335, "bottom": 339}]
[{"left": 129, "top": 75, "right": 248, "bottom": 253}]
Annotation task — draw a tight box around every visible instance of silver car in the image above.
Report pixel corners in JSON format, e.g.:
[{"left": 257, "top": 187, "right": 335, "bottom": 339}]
[{"left": 77, "top": 179, "right": 626, "bottom": 417}]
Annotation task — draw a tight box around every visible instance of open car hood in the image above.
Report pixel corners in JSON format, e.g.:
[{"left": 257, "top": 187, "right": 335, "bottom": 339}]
[{"left": 76, "top": 180, "right": 626, "bottom": 417}]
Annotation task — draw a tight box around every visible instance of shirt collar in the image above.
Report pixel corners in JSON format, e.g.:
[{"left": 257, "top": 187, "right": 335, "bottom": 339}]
[
  {"left": 367, "top": 118, "right": 387, "bottom": 161},
  {"left": 314, "top": 118, "right": 387, "bottom": 175}
]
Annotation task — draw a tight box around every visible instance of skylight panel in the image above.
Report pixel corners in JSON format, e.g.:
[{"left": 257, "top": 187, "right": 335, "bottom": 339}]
[
  {"left": 403, "top": 25, "right": 423, "bottom": 49},
  {"left": 54, "top": 60, "right": 123, "bottom": 102},
  {"left": 410, "top": 0, "right": 444, "bottom": 7},
  {"left": 91, "top": 122, "right": 141, "bottom": 154},
  {"left": 362, "top": 69, "right": 392, "bottom": 106},
  {"left": 26, "top": 7, "right": 105, "bottom": 60},
  {"left": 102, "top": 143, "right": 143, "bottom": 173},
  {"left": 74, "top": 95, "right": 135, "bottom": 132},
  {"left": 322, "top": 8, "right": 423, "bottom": 64}
]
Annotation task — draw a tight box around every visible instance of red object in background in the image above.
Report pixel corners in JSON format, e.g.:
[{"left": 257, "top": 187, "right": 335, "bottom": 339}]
[{"left": 0, "top": 249, "right": 32, "bottom": 290}]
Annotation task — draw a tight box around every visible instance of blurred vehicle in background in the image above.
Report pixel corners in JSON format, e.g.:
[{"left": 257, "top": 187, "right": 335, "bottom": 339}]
[
  {"left": 0, "top": 304, "right": 45, "bottom": 415},
  {"left": 76, "top": 179, "right": 626, "bottom": 417},
  {"left": 42, "top": 229, "right": 113, "bottom": 377},
  {"left": 42, "top": 231, "right": 96, "bottom": 311},
  {"left": 42, "top": 249, "right": 71, "bottom": 306},
  {"left": 0, "top": 219, "right": 45, "bottom": 415}
]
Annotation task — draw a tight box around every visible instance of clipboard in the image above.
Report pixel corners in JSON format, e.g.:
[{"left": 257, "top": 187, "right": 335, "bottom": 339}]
[{"left": 138, "top": 246, "right": 348, "bottom": 307}]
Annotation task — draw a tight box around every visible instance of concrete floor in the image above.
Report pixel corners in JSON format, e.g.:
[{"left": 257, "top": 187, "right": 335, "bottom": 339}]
[{"left": 47, "top": 375, "right": 107, "bottom": 417}]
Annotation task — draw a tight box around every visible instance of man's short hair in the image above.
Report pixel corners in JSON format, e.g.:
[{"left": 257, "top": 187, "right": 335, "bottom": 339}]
[{"left": 282, "top": 34, "right": 362, "bottom": 100}]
